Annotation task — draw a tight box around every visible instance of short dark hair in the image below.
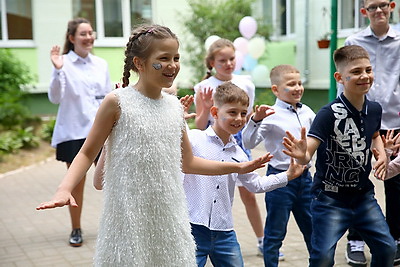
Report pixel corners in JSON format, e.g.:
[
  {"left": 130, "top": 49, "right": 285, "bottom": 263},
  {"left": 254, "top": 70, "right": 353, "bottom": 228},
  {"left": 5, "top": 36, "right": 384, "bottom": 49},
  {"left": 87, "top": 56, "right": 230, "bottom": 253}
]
[
  {"left": 333, "top": 45, "right": 370, "bottom": 71},
  {"left": 213, "top": 81, "right": 249, "bottom": 108}
]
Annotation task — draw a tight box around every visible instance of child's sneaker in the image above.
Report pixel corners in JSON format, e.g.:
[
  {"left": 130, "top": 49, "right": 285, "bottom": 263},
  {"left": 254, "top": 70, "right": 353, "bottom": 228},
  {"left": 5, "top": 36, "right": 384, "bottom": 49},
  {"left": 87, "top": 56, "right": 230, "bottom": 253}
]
[
  {"left": 345, "top": 240, "right": 367, "bottom": 266},
  {"left": 257, "top": 243, "right": 263, "bottom": 256},
  {"left": 278, "top": 250, "right": 285, "bottom": 261}
]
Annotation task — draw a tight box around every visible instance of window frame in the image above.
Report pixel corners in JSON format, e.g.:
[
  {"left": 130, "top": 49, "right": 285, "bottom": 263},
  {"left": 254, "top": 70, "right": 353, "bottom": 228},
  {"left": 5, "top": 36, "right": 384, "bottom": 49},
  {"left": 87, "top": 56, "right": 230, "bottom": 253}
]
[{"left": 0, "top": 0, "right": 34, "bottom": 47}]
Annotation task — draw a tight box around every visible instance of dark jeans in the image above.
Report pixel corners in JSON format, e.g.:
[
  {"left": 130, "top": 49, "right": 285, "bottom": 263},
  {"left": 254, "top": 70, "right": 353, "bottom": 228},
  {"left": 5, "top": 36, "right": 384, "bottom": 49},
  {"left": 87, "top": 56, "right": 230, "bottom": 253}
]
[
  {"left": 263, "top": 166, "right": 313, "bottom": 267},
  {"left": 311, "top": 189, "right": 396, "bottom": 267},
  {"left": 348, "top": 129, "right": 400, "bottom": 242}
]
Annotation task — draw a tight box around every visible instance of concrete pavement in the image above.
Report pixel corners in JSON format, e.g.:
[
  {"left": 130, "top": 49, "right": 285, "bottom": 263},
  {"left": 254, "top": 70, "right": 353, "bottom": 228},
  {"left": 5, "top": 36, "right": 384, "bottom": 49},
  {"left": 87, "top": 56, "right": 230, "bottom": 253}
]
[{"left": 0, "top": 145, "right": 386, "bottom": 266}]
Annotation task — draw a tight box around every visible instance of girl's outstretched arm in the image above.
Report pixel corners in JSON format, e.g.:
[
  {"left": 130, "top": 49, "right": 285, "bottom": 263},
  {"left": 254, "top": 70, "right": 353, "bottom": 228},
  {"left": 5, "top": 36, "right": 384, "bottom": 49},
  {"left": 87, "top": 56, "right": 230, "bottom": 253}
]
[
  {"left": 36, "top": 93, "right": 119, "bottom": 210},
  {"left": 181, "top": 129, "right": 271, "bottom": 175}
]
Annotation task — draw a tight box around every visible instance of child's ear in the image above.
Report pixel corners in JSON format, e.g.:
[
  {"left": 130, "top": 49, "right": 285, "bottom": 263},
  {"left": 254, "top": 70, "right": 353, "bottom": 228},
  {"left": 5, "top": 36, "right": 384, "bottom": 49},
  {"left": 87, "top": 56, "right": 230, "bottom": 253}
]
[
  {"left": 271, "top": 84, "right": 279, "bottom": 96},
  {"left": 334, "top": 72, "right": 343, "bottom": 84},
  {"left": 133, "top": 56, "right": 143, "bottom": 71},
  {"left": 210, "top": 106, "right": 218, "bottom": 118},
  {"left": 360, "top": 7, "right": 368, "bottom": 17},
  {"left": 390, "top": 1, "right": 396, "bottom": 11}
]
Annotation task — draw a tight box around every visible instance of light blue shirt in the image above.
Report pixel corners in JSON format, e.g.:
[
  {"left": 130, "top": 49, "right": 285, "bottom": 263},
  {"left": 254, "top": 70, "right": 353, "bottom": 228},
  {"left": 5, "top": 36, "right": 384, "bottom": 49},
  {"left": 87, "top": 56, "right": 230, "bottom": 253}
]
[
  {"left": 340, "top": 26, "right": 400, "bottom": 130},
  {"left": 242, "top": 98, "right": 315, "bottom": 170}
]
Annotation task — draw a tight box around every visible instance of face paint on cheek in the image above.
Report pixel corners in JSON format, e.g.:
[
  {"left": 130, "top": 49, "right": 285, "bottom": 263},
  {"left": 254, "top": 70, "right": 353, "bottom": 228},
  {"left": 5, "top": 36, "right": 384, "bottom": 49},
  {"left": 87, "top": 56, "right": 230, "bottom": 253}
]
[
  {"left": 345, "top": 76, "right": 351, "bottom": 81},
  {"left": 152, "top": 63, "right": 162, "bottom": 70},
  {"left": 215, "top": 64, "right": 223, "bottom": 69},
  {"left": 284, "top": 88, "right": 290, "bottom": 92}
]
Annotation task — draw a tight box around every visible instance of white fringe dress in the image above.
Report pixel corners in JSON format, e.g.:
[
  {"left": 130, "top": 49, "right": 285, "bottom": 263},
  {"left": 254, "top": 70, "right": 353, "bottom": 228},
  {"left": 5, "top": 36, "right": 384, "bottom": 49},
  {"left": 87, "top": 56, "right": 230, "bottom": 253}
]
[{"left": 94, "top": 87, "right": 196, "bottom": 266}]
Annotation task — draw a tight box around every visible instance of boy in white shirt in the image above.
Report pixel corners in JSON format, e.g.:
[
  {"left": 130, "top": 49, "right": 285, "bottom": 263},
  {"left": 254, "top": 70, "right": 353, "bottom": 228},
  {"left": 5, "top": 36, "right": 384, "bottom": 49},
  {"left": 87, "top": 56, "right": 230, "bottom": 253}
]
[{"left": 183, "top": 81, "right": 305, "bottom": 267}]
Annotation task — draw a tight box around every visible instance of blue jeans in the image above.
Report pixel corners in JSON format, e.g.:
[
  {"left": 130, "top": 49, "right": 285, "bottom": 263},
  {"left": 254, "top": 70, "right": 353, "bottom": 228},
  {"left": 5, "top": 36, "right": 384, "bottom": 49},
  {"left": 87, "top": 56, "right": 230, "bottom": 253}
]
[
  {"left": 310, "top": 189, "right": 396, "bottom": 267},
  {"left": 191, "top": 224, "right": 244, "bottom": 267},
  {"left": 263, "top": 166, "right": 313, "bottom": 267}
]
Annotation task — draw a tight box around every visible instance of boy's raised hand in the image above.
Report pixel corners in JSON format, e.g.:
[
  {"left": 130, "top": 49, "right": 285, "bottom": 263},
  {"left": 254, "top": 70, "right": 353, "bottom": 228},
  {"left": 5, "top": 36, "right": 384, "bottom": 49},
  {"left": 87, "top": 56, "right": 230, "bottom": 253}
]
[
  {"left": 36, "top": 190, "right": 78, "bottom": 210},
  {"left": 282, "top": 127, "right": 307, "bottom": 161},
  {"left": 252, "top": 105, "right": 275, "bottom": 122},
  {"left": 286, "top": 157, "right": 306, "bottom": 181},
  {"left": 237, "top": 152, "right": 273, "bottom": 174}
]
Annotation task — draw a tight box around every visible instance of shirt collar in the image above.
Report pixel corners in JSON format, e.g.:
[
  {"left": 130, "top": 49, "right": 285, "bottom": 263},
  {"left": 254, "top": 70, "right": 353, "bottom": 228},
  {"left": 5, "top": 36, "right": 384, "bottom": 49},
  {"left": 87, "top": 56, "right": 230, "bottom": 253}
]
[
  {"left": 275, "top": 98, "right": 302, "bottom": 112},
  {"left": 67, "top": 50, "right": 92, "bottom": 63},
  {"left": 338, "top": 92, "right": 368, "bottom": 116},
  {"left": 364, "top": 25, "right": 397, "bottom": 40},
  {"left": 205, "top": 126, "right": 237, "bottom": 147}
]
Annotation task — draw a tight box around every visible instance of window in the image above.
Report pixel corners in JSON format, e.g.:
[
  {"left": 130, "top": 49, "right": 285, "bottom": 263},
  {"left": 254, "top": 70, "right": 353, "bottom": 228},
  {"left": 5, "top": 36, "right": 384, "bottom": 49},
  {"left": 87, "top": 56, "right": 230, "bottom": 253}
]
[
  {"left": 338, "top": 0, "right": 368, "bottom": 30},
  {"left": 262, "top": 0, "right": 295, "bottom": 38},
  {"left": 72, "top": 0, "right": 152, "bottom": 43},
  {"left": 0, "top": 0, "right": 32, "bottom": 40}
]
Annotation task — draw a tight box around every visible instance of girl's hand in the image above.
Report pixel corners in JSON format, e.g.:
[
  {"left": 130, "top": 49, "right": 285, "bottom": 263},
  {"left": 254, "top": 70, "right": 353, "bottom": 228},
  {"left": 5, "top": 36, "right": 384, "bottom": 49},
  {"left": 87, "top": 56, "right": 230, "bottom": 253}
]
[
  {"left": 286, "top": 157, "right": 306, "bottom": 181},
  {"left": 252, "top": 105, "right": 275, "bottom": 122},
  {"left": 180, "top": 95, "right": 196, "bottom": 120},
  {"left": 237, "top": 152, "right": 273, "bottom": 174},
  {"left": 50, "top": 45, "right": 63, "bottom": 69},
  {"left": 382, "top": 129, "right": 400, "bottom": 151},
  {"left": 199, "top": 87, "right": 213, "bottom": 110},
  {"left": 36, "top": 190, "right": 77, "bottom": 210}
]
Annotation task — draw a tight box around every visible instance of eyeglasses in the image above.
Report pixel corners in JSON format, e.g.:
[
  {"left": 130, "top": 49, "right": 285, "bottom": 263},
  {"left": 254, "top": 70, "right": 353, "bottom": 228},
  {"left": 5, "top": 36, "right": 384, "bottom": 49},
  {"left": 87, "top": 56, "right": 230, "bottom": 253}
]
[{"left": 365, "top": 2, "right": 390, "bottom": 12}]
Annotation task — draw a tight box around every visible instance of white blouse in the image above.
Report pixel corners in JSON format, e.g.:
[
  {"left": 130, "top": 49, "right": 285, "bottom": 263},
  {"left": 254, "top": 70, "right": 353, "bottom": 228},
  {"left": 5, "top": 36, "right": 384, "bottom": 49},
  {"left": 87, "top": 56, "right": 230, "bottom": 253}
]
[{"left": 48, "top": 51, "right": 112, "bottom": 147}]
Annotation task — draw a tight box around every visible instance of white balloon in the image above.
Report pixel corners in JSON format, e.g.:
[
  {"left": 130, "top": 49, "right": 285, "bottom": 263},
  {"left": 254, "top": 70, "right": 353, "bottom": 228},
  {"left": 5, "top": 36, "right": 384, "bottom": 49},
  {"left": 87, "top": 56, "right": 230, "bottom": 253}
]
[
  {"left": 251, "top": 64, "right": 269, "bottom": 87},
  {"left": 233, "top": 37, "right": 249, "bottom": 55},
  {"left": 239, "top": 16, "right": 257, "bottom": 39},
  {"left": 248, "top": 37, "right": 266, "bottom": 59},
  {"left": 204, "top": 35, "right": 221, "bottom": 51}
]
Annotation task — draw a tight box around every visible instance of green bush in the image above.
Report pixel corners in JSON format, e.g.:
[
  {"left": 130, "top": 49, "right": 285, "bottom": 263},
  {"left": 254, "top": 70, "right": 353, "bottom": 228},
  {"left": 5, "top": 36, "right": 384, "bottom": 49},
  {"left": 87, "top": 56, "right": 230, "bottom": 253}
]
[
  {"left": 41, "top": 119, "right": 55, "bottom": 142},
  {"left": 0, "top": 49, "right": 34, "bottom": 130},
  {"left": 179, "top": 0, "right": 271, "bottom": 84}
]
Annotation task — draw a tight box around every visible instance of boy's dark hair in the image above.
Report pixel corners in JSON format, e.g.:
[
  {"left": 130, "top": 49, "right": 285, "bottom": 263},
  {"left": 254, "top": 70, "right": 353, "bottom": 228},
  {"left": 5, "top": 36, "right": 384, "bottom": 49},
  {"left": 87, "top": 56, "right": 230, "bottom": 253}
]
[
  {"left": 270, "top": 64, "right": 300, "bottom": 86},
  {"left": 333, "top": 45, "right": 370, "bottom": 71},
  {"left": 213, "top": 81, "right": 249, "bottom": 108}
]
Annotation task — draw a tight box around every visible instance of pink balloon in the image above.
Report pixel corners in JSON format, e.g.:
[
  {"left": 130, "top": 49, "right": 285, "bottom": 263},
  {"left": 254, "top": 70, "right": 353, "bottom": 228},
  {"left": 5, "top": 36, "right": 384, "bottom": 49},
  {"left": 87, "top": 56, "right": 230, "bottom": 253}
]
[
  {"left": 239, "top": 16, "right": 257, "bottom": 39},
  {"left": 233, "top": 37, "right": 249, "bottom": 55},
  {"left": 234, "top": 51, "right": 245, "bottom": 72}
]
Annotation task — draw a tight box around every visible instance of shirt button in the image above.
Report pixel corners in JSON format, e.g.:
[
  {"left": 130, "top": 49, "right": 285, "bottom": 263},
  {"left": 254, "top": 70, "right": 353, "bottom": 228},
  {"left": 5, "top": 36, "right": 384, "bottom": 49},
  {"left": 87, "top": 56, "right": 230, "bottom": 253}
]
[
  {"left": 222, "top": 148, "right": 225, "bottom": 151},
  {"left": 213, "top": 200, "right": 216, "bottom": 203},
  {"left": 216, "top": 185, "right": 219, "bottom": 189}
]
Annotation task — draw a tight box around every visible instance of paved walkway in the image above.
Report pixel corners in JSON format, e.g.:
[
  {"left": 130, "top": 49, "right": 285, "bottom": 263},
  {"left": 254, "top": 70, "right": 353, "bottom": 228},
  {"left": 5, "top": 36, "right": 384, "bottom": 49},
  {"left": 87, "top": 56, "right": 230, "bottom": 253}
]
[{"left": 0, "top": 145, "right": 386, "bottom": 266}]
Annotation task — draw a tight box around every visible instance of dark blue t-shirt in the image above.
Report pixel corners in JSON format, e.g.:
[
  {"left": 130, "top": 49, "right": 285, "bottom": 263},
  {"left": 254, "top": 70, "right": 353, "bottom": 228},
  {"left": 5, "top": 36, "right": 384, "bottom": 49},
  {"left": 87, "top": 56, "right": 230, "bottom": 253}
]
[{"left": 308, "top": 93, "right": 382, "bottom": 199}]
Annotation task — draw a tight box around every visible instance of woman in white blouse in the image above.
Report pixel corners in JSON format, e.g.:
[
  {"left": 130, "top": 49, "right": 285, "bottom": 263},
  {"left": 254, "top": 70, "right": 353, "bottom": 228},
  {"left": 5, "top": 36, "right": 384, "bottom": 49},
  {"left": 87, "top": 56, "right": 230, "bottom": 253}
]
[{"left": 48, "top": 17, "right": 111, "bottom": 247}]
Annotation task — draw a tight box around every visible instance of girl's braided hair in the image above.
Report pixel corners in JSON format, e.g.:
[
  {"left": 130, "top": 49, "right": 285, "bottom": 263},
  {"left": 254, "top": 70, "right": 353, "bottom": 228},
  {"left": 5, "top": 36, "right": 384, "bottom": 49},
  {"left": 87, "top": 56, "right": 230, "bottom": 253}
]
[{"left": 122, "top": 24, "right": 178, "bottom": 88}]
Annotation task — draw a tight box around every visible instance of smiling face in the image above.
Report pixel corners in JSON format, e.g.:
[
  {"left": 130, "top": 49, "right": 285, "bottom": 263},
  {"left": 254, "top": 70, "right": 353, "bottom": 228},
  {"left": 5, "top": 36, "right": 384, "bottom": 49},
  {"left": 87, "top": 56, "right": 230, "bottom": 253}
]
[
  {"left": 335, "top": 58, "right": 374, "bottom": 98},
  {"left": 138, "top": 38, "right": 180, "bottom": 90},
  {"left": 69, "top": 23, "right": 95, "bottom": 58},
  {"left": 211, "top": 102, "right": 248, "bottom": 140},
  {"left": 271, "top": 72, "right": 304, "bottom": 107},
  {"left": 211, "top": 46, "right": 236, "bottom": 81}
]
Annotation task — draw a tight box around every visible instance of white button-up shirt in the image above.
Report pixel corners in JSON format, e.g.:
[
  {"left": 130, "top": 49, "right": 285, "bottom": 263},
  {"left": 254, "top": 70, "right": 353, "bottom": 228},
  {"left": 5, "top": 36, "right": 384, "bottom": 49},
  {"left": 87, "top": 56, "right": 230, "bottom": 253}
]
[
  {"left": 183, "top": 127, "right": 288, "bottom": 231},
  {"left": 242, "top": 98, "right": 315, "bottom": 170},
  {"left": 48, "top": 51, "right": 112, "bottom": 147}
]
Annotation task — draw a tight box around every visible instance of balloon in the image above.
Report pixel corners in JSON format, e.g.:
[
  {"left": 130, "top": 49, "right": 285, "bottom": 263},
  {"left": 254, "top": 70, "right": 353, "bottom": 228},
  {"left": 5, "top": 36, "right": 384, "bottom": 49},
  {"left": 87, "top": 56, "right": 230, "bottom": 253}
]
[
  {"left": 239, "top": 16, "right": 257, "bottom": 39},
  {"left": 251, "top": 64, "right": 269, "bottom": 86},
  {"left": 204, "top": 35, "right": 220, "bottom": 51},
  {"left": 234, "top": 51, "right": 245, "bottom": 72},
  {"left": 233, "top": 37, "right": 249, "bottom": 55},
  {"left": 248, "top": 37, "right": 266, "bottom": 59},
  {"left": 243, "top": 54, "right": 258, "bottom": 72}
]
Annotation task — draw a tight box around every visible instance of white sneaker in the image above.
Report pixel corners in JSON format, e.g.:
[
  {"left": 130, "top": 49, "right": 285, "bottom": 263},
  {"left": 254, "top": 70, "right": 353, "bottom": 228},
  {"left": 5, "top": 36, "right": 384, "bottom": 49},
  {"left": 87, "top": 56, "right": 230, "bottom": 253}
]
[{"left": 278, "top": 250, "right": 285, "bottom": 261}]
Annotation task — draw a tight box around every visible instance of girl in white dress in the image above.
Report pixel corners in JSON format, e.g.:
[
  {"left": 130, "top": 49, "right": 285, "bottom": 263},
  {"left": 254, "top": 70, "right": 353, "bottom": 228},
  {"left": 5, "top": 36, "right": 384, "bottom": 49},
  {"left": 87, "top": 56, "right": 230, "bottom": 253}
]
[{"left": 37, "top": 24, "right": 271, "bottom": 266}]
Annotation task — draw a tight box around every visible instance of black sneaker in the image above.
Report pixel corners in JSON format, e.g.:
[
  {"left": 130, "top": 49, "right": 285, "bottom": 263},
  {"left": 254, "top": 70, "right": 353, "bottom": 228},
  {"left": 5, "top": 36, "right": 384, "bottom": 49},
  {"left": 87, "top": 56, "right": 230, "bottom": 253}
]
[
  {"left": 345, "top": 241, "right": 367, "bottom": 266},
  {"left": 69, "top": 228, "right": 83, "bottom": 247},
  {"left": 394, "top": 242, "right": 400, "bottom": 266}
]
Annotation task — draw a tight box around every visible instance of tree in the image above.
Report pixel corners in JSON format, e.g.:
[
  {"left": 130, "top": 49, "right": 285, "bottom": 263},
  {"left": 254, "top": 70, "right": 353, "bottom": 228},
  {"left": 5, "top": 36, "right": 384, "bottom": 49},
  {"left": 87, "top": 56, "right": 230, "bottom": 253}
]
[{"left": 179, "top": 0, "right": 270, "bottom": 85}]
